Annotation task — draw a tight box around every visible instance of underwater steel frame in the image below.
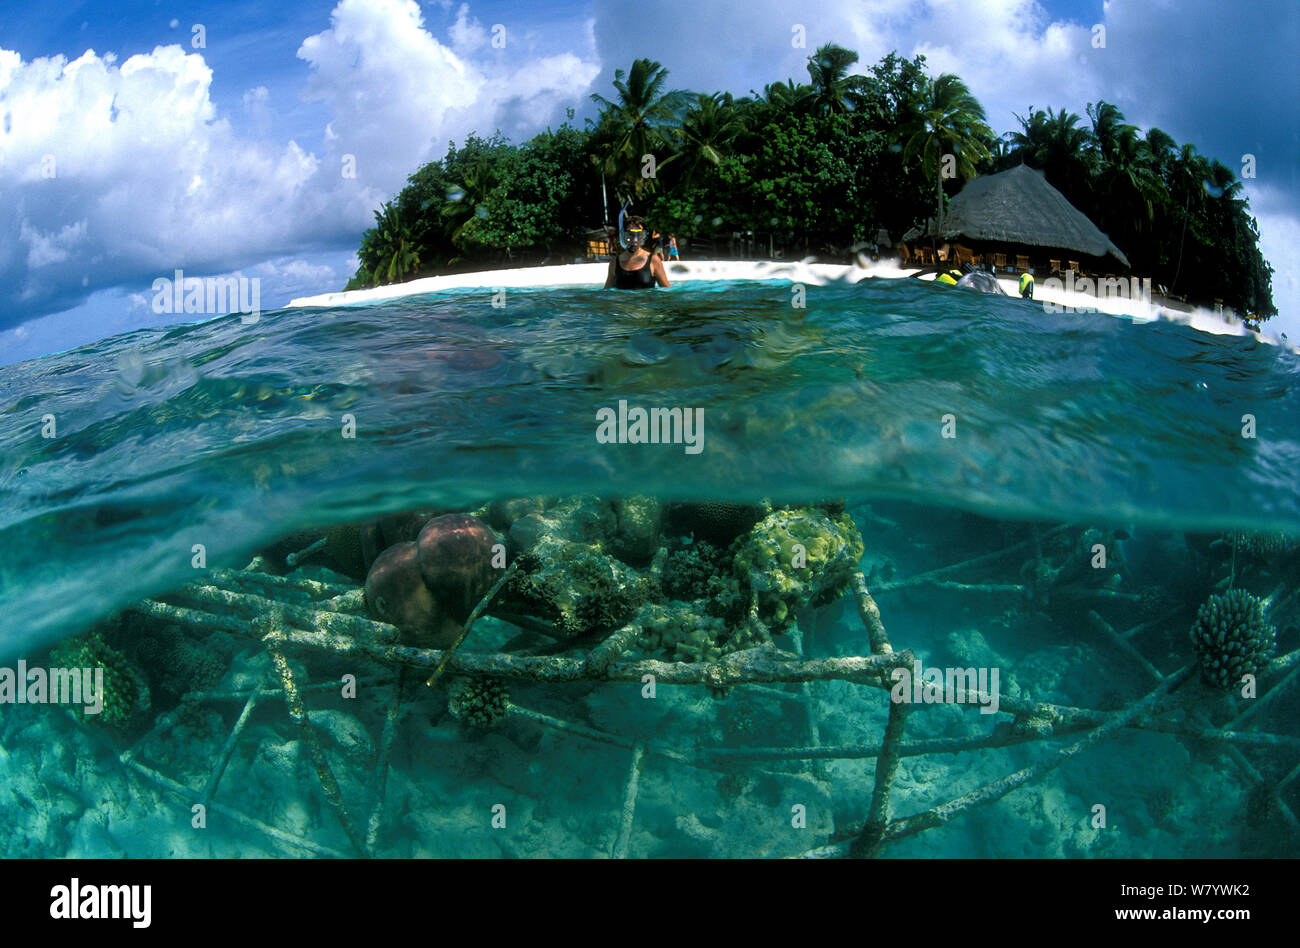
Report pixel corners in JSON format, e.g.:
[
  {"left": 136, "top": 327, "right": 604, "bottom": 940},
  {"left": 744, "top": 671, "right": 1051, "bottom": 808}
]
[{"left": 116, "top": 553, "right": 1300, "bottom": 859}]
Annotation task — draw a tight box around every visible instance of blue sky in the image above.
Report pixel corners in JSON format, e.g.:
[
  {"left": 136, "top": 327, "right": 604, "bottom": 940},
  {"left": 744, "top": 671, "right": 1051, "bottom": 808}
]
[{"left": 0, "top": 0, "right": 1295, "bottom": 363}]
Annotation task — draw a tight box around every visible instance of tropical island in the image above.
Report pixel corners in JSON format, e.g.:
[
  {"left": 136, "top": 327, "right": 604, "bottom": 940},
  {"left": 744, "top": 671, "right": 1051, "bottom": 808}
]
[{"left": 343, "top": 45, "right": 1275, "bottom": 322}]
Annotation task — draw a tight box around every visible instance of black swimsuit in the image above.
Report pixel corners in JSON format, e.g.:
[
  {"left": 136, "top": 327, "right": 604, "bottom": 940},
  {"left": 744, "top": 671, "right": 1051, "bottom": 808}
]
[{"left": 614, "top": 254, "right": 656, "bottom": 289}]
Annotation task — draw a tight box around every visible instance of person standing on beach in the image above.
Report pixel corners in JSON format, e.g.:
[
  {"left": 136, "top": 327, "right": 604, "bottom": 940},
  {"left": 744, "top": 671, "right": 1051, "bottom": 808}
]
[{"left": 667, "top": 234, "right": 679, "bottom": 261}]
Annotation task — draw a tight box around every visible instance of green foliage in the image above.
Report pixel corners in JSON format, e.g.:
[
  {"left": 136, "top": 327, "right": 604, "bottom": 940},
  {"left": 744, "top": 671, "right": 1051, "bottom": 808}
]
[
  {"left": 589, "top": 58, "right": 689, "bottom": 200},
  {"left": 805, "top": 43, "right": 871, "bottom": 116},
  {"left": 724, "top": 112, "right": 880, "bottom": 246},
  {"left": 358, "top": 201, "right": 423, "bottom": 286},
  {"left": 997, "top": 101, "right": 1275, "bottom": 314},
  {"left": 342, "top": 48, "right": 1274, "bottom": 315},
  {"left": 900, "top": 73, "right": 993, "bottom": 229},
  {"left": 676, "top": 93, "right": 746, "bottom": 189},
  {"left": 448, "top": 130, "right": 585, "bottom": 254}
]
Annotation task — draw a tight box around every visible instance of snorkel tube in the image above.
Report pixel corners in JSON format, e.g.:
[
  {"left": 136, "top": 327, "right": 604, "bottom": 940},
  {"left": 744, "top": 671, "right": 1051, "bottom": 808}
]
[
  {"left": 616, "top": 201, "right": 648, "bottom": 250},
  {"left": 617, "top": 201, "right": 630, "bottom": 249}
]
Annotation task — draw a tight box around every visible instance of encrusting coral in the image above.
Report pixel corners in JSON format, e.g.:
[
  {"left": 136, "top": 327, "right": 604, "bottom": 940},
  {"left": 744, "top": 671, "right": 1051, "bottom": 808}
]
[
  {"left": 497, "top": 497, "right": 655, "bottom": 638},
  {"left": 131, "top": 621, "right": 225, "bottom": 708},
  {"left": 660, "top": 540, "right": 726, "bottom": 602},
  {"left": 665, "top": 501, "right": 765, "bottom": 548},
  {"left": 447, "top": 676, "right": 510, "bottom": 727},
  {"left": 49, "top": 624, "right": 150, "bottom": 731},
  {"left": 1230, "top": 531, "right": 1299, "bottom": 567},
  {"left": 733, "top": 507, "right": 866, "bottom": 634}
]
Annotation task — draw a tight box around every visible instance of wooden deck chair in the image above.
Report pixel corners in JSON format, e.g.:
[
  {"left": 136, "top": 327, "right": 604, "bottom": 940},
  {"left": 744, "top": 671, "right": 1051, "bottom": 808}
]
[
  {"left": 1015, "top": 254, "right": 1030, "bottom": 271},
  {"left": 1068, "top": 260, "right": 1081, "bottom": 273},
  {"left": 993, "top": 253, "right": 1008, "bottom": 270}
]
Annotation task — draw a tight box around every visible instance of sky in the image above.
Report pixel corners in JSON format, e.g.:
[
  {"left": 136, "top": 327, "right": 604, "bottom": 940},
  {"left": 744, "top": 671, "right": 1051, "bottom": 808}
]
[{"left": 0, "top": 0, "right": 1296, "bottom": 364}]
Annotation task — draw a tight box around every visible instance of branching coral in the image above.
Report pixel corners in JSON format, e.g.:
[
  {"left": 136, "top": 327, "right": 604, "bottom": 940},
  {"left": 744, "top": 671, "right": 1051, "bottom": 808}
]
[{"left": 1189, "top": 589, "right": 1276, "bottom": 690}]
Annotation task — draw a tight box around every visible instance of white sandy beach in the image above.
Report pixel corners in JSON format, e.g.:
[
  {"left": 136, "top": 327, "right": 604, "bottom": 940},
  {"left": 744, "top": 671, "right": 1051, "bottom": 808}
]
[{"left": 288, "top": 257, "right": 1278, "bottom": 346}]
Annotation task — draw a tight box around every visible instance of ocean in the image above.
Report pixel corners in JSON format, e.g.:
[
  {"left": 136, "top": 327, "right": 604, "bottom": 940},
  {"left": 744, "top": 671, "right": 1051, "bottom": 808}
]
[{"left": 0, "top": 275, "right": 1297, "bottom": 857}]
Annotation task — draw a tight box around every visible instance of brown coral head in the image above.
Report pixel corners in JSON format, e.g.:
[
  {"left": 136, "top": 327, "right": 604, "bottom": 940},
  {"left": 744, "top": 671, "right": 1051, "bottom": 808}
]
[
  {"left": 417, "top": 514, "right": 498, "bottom": 624},
  {"left": 364, "top": 541, "right": 454, "bottom": 647}
]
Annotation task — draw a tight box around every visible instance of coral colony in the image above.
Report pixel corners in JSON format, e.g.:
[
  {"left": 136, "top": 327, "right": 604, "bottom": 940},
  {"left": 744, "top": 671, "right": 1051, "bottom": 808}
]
[{"left": 31, "top": 488, "right": 1293, "bottom": 858}]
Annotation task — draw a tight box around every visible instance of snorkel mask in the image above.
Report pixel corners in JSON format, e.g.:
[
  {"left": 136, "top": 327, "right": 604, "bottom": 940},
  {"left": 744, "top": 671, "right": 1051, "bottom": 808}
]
[{"left": 617, "top": 204, "right": 645, "bottom": 249}]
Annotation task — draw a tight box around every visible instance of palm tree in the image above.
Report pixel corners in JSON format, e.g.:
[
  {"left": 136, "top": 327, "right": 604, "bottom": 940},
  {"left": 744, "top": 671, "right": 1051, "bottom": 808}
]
[
  {"left": 1009, "top": 106, "right": 1093, "bottom": 203},
  {"left": 805, "top": 43, "right": 869, "bottom": 116},
  {"left": 1170, "top": 143, "right": 1211, "bottom": 290},
  {"left": 589, "top": 59, "right": 688, "bottom": 200},
  {"left": 1086, "top": 101, "right": 1130, "bottom": 169},
  {"left": 899, "top": 73, "right": 993, "bottom": 232},
  {"left": 676, "top": 92, "right": 745, "bottom": 188},
  {"left": 1143, "top": 127, "right": 1177, "bottom": 180},
  {"left": 759, "top": 78, "right": 814, "bottom": 112},
  {"left": 362, "top": 202, "right": 422, "bottom": 285},
  {"left": 1205, "top": 158, "right": 1244, "bottom": 204},
  {"left": 989, "top": 131, "right": 1017, "bottom": 166},
  {"left": 1087, "top": 102, "right": 1160, "bottom": 233},
  {"left": 441, "top": 160, "right": 500, "bottom": 254}
]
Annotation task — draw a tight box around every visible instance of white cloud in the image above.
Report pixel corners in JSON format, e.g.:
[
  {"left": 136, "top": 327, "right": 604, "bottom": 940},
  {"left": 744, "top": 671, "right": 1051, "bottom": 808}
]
[
  {"left": 242, "top": 84, "right": 272, "bottom": 135},
  {"left": 0, "top": 0, "right": 603, "bottom": 335},
  {"left": 0, "top": 42, "right": 369, "bottom": 323},
  {"left": 0, "top": 0, "right": 602, "bottom": 332},
  {"left": 2, "top": 0, "right": 1290, "bottom": 348},
  {"left": 0, "top": 0, "right": 598, "bottom": 332},
  {"left": 297, "top": 0, "right": 481, "bottom": 187},
  {"left": 1249, "top": 182, "right": 1300, "bottom": 337},
  {"left": 252, "top": 256, "right": 341, "bottom": 296},
  {"left": 21, "top": 219, "right": 88, "bottom": 269},
  {"left": 592, "top": 0, "right": 1097, "bottom": 136},
  {"left": 297, "top": 0, "right": 598, "bottom": 188},
  {"left": 449, "top": 3, "right": 489, "bottom": 54}
]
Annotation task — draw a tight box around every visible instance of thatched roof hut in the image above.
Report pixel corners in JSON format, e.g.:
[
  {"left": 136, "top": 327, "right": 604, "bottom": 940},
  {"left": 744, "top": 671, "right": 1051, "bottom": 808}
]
[{"left": 914, "top": 164, "right": 1130, "bottom": 269}]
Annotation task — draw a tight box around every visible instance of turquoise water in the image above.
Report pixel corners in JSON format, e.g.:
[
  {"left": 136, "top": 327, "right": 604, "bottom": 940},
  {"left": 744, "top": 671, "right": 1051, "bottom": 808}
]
[
  {"left": 3, "top": 278, "right": 1297, "bottom": 652},
  {"left": 0, "top": 276, "right": 1297, "bottom": 857}
]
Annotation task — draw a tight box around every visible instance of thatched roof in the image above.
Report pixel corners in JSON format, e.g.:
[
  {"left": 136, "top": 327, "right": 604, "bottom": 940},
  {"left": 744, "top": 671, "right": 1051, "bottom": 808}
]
[{"left": 920, "top": 164, "right": 1130, "bottom": 268}]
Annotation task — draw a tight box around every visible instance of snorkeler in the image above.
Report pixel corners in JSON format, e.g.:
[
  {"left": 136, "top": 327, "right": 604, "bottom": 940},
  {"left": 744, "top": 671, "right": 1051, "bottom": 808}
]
[{"left": 604, "top": 210, "right": 671, "bottom": 289}]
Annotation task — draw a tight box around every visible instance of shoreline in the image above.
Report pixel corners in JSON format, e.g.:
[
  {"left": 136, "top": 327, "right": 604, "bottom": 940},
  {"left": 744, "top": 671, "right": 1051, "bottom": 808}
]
[{"left": 288, "top": 257, "right": 1283, "bottom": 347}]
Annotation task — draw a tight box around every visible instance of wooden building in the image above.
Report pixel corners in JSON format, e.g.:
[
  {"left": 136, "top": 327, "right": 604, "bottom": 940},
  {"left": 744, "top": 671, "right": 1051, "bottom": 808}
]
[{"left": 901, "top": 164, "right": 1130, "bottom": 277}]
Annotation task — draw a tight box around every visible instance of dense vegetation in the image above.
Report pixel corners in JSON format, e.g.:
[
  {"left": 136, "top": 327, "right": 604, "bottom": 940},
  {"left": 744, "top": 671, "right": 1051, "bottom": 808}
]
[{"left": 346, "top": 45, "right": 1275, "bottom": 317}]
